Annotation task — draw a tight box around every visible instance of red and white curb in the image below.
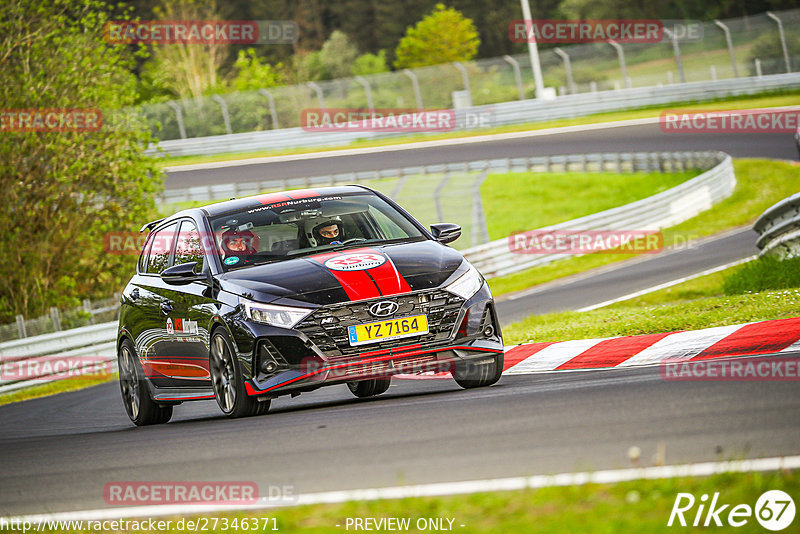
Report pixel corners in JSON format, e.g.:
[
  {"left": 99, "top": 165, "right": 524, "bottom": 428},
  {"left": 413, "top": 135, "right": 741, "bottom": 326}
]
[{"left": 398, "top": 317, "right": 800, "bottom": 379}]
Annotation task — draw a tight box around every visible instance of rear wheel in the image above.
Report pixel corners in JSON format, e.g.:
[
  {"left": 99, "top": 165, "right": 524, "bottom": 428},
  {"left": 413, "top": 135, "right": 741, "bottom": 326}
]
[
  {"left": 118, "top": 339, "right": 173, "bottom": 426},
  {"left": 453, "top": 353, "right": 504, "bottom": 389},
  {"left": 347, "top": 378, "right": 391, "bottom": 398},
  {"left": 210, "top": 329, "right": 270, "bottom": 418}
]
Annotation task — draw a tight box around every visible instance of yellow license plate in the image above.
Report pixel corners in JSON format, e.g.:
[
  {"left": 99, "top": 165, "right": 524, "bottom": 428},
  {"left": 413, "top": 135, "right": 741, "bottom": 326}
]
[{"left": 347, "top": 315, "right": 429, "bottom": 347}]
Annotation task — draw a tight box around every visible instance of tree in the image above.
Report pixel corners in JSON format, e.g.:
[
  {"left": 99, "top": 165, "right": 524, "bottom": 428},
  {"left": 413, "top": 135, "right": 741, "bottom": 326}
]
[
  {"left": 319, "top": 30, "right": 360, "bottom": 78},
  {"left": 0, "top": 0, "right": 162, "bottom": 321},
  {"left": 352, "top": 51, "right": 389, "bottom": 76},
  {"left": 231, "top": 49, "right": 285, "bottom": 92},
  {"left": 291, "top": 31, "right": 360, "bottom": 82},
  {"left": 394, "top": 4, "right": 480, "bottom": 68},
  {"left": 143, "top": 0, "right": 229, "bottom": 100}
]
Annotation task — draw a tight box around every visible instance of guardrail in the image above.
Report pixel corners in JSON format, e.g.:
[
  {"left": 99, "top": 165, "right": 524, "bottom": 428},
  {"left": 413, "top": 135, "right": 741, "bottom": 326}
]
[
  {"left": 463, "top": 151, "right": 735, "bottom": 277},
  {"left": 0, "top": 322, "right": 118, "bottom": 395},
  {"left": 149, "top": 72, "right": 800, "bottom": 158},
  {"left": 754, "top": 192, "right": 800, "bottom": 257}
]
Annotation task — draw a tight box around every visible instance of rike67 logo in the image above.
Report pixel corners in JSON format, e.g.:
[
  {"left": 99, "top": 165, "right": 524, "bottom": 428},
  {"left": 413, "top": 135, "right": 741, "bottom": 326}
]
[
  {"left": 668, "top": 490, "right": 795, "bottom": 530},
  {"left": 324, "top": 253, "right": 386, "bottom": 271}
]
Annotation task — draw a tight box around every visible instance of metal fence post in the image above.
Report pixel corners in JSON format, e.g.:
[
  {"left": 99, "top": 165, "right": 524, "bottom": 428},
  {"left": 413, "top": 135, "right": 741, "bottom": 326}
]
[
  {"left": 433, "top": 173, "right": 451, "bottom": 223},
  {"left": 50, "top": 307, "right": 62, "bottom": 332},
  {"left": 755, "top": 58, "right": 763, "bottom": 78},
  {"left": 502, "top": 55, "right": 525, "bottom": 100},
  {"left": 713, "top": 20, "right": 739, "bottom": 78},
  {"left": 166, "top": 101, "right": 187, "bottom": 139},
  {"left": 553, "top": 48, "right": 577, "bottom": 94},
  {"left": 453, "top": 62, "right": 471, "bottom": 98},
  {"left": 607, "top": 40, "right": 631, "bottom": 89},
  {"left": 15, "top": 314, "right": 26, "bottom": 338},
  {"left": 211, "top": 95, "right": 232, "bottom": 135},
  {"left": 472, "top": 168, "right": 490, "bottom": 247},
  {"left": 258, "top": 89, "right": 280, "bottom": 129},
  {"left": 402, "top": 69, "right": 423, "bottom": 111},
  {"left": 354, "top": 76, "right": 374, "bottom": 113},
  {"left": 307, "top": 82, "right": 325, "bottom": 109},
  {"left": 664, "top": 28, "right": 686, "bottom": 83},
  {"left": 767, "top": 12, "right": 791, "bottom": 73}
]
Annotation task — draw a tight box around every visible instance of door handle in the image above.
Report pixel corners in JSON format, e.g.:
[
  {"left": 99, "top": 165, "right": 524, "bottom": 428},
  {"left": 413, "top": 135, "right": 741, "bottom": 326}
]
[
  {"left": 160, "top": 301, "right": 174, "bottom": 315},
  {"left": 131, "top": 288, "right": 140, "bottom": 301}
]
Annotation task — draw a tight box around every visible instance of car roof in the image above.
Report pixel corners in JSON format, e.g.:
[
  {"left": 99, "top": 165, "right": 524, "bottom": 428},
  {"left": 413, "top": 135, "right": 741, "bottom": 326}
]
[
  {"left": 199, "top": 185, "right": 371, "bottom": 217},
  {"left": 158, "top": 185, "right": 376, "bottom": 227}
]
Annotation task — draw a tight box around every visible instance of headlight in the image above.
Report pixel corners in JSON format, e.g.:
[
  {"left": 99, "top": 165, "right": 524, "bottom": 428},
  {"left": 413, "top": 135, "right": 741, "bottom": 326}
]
[
  {"left": 242, "top": 300, "right": 312, "bottom": 329},
  {"left": 445, "top": 262, "right": 483, "bottom": 300}
]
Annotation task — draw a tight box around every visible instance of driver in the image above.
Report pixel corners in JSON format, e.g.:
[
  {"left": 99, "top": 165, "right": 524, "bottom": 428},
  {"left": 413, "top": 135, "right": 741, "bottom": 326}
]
[
  {"left": 311, "top": 219, "right": 344, "bottom": 246},
  {"left": 221, "top": 228, "right": 258, "bottom": 256}
]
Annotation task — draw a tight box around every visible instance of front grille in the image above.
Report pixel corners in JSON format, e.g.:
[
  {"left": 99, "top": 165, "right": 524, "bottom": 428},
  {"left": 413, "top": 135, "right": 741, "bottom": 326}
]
[{"left": 296, "top": 290, "right": 464, "bottom": 358}]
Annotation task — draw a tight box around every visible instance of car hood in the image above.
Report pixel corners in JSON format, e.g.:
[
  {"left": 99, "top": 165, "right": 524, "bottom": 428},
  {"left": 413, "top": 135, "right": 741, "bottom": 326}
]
[{"left": 218, "top": 240, "right": 466, "bottom": 306}]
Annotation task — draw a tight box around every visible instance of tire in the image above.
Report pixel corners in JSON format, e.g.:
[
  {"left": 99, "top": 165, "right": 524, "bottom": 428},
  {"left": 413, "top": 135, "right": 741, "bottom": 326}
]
[
  {"left": 347, "top": 378, "right": 391, "bottom": 398},
  {"left": 210, "top": 328, "right": 270, "bottom": 418},
  {"left": 118, "top": 339, "right": 173, "bottom": 426},
  {"left": 452, "top": 353, "right": 504, "bottom": 389}
]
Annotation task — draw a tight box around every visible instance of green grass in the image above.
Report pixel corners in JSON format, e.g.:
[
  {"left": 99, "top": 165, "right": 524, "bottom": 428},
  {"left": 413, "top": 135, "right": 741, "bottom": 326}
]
[
  {"left": 0, "top": 374, "right": 115, "bottom": 406},
  {"left": 482, "top": 171, "right": 694, "bottom": 240},
  {"left": 488, "top": 158, "right": 800, "bottom": 297},
  {"left": 157, "top": 90, "right": 800, "bottom": 169},
  {"left": 27, "top": 471, "right": 797, "bottom": 533},
  {"left": 502, "top": 253, "right": 800, "bottom": 344},
  {"left": 724, "top": 255, "right": 800, "bottom": 295}
]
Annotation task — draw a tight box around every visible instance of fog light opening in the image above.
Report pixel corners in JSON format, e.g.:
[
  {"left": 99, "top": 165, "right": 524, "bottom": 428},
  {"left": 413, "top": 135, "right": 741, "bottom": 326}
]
[{"left": 483, "top": 325, "right": 495, "bottom": 337}]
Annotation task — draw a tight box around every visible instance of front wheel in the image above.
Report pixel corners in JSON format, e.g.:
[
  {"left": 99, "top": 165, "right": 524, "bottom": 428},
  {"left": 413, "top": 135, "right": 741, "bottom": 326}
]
[
  {"left": 210, "top": 329, "right": 270, "bottom": 418},
  {"left": 453, "top": 353, "right": 504, "bottom": 389},
  {"left": 347, "top": 378, "right": 391, "bottom": 398},
  {"left": 118, "top": 339, "right": 173, "bottom": 426}
]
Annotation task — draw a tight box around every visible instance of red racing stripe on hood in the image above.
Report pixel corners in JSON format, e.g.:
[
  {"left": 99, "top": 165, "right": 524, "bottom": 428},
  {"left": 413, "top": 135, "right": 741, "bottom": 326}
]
[
  {"left": 310, "top": 251, "right": 381, "bottom": 301},
  {"left": 362, "top": 249, "right": 412, "bottom": 296}
]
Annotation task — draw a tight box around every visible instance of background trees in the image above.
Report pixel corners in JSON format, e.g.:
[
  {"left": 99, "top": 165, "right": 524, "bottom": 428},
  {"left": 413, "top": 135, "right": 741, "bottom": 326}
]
[{"left": 0, "top": 0, "right": 162, "bottom": 321}]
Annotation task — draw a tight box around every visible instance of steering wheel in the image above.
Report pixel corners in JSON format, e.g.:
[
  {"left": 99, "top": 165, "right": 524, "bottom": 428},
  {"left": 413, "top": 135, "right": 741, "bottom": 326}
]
[{"left": 340, "top": 238, "right": 367, "bottom": 245}]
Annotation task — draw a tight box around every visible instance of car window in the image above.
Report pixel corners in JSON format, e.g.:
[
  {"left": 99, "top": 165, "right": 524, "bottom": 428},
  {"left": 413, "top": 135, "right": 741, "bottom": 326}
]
[
  {"left": 210, "top": 192, "right": 425, "bottom": 271},
  {"left": 146, "top": 222, "right": 178, "bottom": 274},
  {"left": 174, "top": 220, "right": 205, "bottom": 273},
  {"left": 138, "top": 232, "right": 154, "bottom": 273},
  {"left": 368, "top": 205, "right": 406, "bottom": 240}
]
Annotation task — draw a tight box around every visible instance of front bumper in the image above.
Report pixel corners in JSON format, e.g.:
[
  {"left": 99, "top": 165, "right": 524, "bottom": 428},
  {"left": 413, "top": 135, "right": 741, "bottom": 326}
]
[
  {"left": 244, "top": 341, "right": 503, "bottom": 397},
  {"left": 240, "top": 282, "right": 502, "bottom": 397}
]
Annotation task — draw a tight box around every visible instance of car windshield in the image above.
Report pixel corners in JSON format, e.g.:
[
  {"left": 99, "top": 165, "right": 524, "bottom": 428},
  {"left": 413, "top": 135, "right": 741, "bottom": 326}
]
[{"left": 210, "top": 191, "right": 426, "bottom": 271}]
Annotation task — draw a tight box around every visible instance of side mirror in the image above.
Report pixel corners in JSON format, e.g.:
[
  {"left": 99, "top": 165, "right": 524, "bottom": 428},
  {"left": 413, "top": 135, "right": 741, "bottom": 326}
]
[
  {"left": 161, "top": 262, "right": 205, "bottom": 285},
  {"left": 430, "top": 223, "right": 461, "bottom": 244}
]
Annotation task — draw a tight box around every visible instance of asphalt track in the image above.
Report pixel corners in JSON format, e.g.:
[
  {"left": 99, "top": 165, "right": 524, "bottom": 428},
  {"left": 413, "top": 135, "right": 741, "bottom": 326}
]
[
  {"left": 0, "top": 125, "right": 797, "bottom": 518},
  {"left": 164, "top": 123, "right": 797, "bottom": 189},
  {"left": 2, "top": 356, "right": 799, "bottom": 516},
  {"left": 495, "top": 227, "right": 759, "bottom": 325}
]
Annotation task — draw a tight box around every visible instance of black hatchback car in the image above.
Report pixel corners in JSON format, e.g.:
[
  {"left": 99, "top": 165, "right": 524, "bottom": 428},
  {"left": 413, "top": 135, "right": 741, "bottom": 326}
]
[{"left": 117, "top": 186, "right": 504, "bottom": 425}]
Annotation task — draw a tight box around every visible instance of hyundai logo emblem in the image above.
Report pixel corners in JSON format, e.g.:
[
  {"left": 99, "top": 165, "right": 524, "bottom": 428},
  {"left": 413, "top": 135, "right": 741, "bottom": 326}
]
[{"left": 368, "top": 301, "right": 399, "bottom": 317}]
